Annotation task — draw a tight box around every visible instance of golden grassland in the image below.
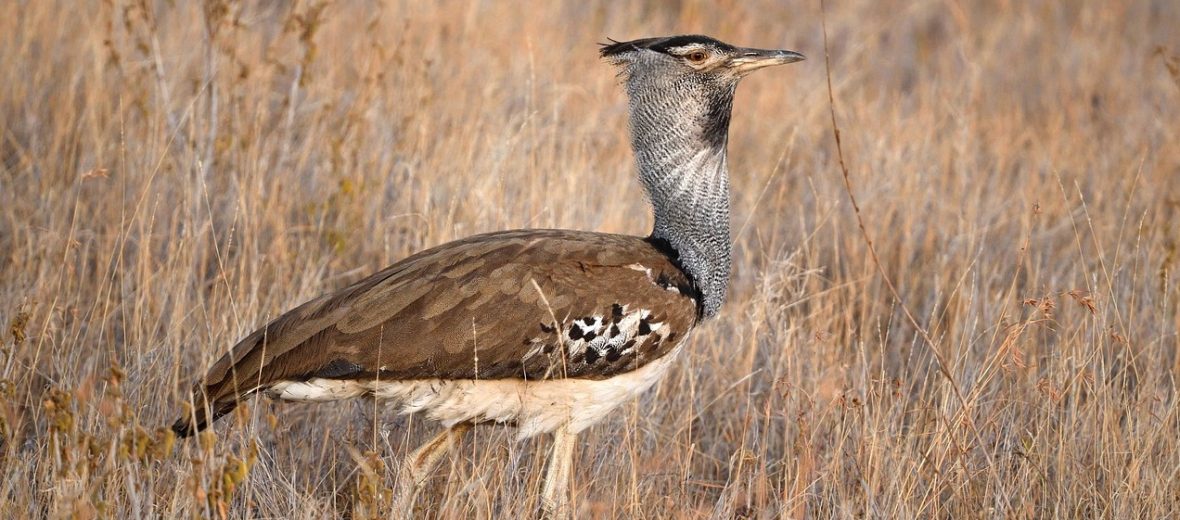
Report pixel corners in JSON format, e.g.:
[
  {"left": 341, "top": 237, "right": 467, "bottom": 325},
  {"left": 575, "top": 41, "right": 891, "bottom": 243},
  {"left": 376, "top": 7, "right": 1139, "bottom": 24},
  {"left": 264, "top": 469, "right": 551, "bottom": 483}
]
[{"left": 2, "top": 0, "right": 1179, "bottom": 517}]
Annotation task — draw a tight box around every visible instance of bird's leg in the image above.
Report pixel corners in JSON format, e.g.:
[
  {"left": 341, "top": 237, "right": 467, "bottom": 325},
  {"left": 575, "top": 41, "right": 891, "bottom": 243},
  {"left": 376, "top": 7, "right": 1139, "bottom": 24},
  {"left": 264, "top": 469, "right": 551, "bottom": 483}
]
[
  {"left": 392, "top": 422, "right": 471, "bottom": 517},
  {"left": 540, "top": 426, "right": 577, "bottom": 519}
]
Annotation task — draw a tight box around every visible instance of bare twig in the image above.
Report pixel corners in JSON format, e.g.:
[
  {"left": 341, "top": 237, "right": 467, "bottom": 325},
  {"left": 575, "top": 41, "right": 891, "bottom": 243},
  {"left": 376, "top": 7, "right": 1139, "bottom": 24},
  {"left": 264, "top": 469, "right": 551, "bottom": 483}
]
[
  {"left": 818, "top": 0, "right": 1001, "bottom": 490},
  {"left": 818, "top": 0, "right": 966, "bottom": 407}
]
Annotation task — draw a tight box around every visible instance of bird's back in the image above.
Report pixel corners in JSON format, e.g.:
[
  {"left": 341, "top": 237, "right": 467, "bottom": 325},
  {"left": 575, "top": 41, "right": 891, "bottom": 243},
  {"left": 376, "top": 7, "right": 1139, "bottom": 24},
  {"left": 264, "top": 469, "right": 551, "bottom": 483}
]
[{"left": 174, "top": 229, "right": 699, "bottom": 436}]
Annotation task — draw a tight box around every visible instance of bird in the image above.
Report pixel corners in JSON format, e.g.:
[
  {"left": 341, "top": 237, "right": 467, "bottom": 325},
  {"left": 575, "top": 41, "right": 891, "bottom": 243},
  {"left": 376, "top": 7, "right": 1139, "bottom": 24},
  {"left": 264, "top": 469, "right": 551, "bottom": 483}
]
[{"left": 171, "top": 34, "right": 804, "bottom": 518}]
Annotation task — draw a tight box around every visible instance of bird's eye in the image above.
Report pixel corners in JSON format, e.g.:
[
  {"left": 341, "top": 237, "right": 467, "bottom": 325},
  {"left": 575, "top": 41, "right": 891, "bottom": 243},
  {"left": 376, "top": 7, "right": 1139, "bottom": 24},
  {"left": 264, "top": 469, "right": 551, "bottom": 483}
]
[{"left": 687, "top": 51, "right": 708, "bottom": 63}]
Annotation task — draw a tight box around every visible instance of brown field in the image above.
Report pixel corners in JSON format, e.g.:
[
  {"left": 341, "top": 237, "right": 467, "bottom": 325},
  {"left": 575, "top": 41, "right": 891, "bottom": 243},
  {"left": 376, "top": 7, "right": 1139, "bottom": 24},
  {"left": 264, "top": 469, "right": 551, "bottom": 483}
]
[{"left": 3, "top": 0, "right": 1180, "bottom": 518}]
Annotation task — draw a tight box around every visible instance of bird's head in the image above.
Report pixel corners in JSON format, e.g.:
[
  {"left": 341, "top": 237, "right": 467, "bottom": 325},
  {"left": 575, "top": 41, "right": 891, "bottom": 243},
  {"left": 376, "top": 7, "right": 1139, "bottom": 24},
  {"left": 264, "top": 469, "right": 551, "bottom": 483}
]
[
  {"left": 601, "top": 34, "right": 804, "bottom": 154},
  {"left": 600, "top": 34, "right": 804, "bottom": 88}
]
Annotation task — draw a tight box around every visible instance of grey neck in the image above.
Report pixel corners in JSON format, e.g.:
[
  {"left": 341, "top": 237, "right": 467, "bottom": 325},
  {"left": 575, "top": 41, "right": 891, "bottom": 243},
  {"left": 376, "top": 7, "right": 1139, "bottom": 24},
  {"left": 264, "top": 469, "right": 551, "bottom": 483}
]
[{"left": 624, "top": 75, "right": 735, "bottom": 319}]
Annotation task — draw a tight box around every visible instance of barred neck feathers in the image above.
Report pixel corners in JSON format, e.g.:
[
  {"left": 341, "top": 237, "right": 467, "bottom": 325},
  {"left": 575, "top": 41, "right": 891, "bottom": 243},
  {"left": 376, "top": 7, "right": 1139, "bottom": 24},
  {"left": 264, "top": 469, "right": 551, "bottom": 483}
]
[{"left": 622, "top": 59, "right": 736, "bottom": 319}]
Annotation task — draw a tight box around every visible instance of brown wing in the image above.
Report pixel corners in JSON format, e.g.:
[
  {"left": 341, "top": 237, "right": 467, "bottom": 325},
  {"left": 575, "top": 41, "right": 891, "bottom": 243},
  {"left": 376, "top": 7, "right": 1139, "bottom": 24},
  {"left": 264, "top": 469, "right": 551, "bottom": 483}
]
[{"left": 173, "top": 229, "right": 699, "bottom": 436}]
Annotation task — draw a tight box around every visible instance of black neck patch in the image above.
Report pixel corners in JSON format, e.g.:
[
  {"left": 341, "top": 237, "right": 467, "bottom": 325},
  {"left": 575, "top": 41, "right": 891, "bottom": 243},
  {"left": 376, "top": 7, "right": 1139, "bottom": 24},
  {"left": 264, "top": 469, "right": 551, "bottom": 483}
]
[{"left": 644, "top": 235, "right": 705, "bottom": 317}]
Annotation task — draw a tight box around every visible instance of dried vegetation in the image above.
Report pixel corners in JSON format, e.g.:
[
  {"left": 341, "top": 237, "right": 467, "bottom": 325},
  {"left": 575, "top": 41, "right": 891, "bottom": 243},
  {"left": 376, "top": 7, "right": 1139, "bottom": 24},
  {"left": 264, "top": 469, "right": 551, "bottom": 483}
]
[{"left": 1, "top": 0, "right": 1179, "bottom": 518}]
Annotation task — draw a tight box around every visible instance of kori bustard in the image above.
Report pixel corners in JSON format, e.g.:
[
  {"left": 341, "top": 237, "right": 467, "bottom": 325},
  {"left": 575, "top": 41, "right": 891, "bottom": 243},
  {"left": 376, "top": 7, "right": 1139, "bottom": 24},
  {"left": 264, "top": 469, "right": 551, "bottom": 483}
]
[{"left": 172, "top": 35, "right": 803, "bottom": 517}]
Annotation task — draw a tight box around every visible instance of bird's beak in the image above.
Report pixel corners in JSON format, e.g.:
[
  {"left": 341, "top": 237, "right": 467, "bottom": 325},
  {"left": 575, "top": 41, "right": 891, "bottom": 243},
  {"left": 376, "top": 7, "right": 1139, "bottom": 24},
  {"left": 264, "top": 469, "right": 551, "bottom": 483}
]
[{"left": 730, "top": 48, "right": 806, "bottom": 75}]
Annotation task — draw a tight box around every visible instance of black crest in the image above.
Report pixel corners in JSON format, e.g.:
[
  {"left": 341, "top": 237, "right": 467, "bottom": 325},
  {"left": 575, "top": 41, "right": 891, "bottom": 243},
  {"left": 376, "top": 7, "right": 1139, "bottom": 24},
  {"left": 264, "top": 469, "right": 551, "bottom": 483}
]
[{"left": 600, "top": 35, "right": 736, "bottom": 58}]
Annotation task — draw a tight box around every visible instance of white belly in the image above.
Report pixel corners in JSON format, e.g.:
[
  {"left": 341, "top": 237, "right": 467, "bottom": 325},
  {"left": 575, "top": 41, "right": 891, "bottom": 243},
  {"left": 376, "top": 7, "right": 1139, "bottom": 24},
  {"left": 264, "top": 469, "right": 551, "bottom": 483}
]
[{"left": 266, "top": 342, "right": 685, "bottom": 439}]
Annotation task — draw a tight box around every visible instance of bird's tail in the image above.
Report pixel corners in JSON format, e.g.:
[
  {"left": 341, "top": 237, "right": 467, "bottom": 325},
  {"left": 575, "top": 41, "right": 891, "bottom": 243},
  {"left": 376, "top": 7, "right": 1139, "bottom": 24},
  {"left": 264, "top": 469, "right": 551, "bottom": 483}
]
[
  {"left": 170, "top": 331, "right": 270, "bottom": 438},
  {"left": 170, "top": 385, "right": 242, "bottom": 438}
]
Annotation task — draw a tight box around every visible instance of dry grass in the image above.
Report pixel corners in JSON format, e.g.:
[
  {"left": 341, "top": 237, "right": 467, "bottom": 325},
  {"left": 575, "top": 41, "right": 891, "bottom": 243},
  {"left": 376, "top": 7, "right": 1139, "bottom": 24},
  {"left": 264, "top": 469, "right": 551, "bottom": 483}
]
[{"left": 2, "top": 0, "right": 1179, "bottom": 518}]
